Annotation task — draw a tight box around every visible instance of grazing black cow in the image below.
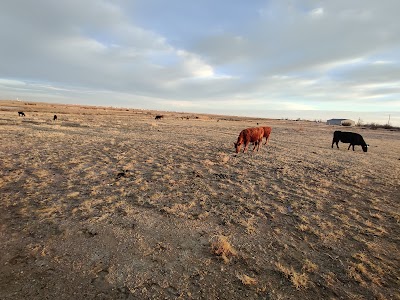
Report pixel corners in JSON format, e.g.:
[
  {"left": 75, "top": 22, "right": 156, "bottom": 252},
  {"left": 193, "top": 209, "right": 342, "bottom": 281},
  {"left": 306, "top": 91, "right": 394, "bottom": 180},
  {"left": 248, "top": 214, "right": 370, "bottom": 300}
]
[
  {"left": 18, "top": 111, "right": 25, "bottom": 117},
  {"left": 155, "top": 115, "right": 163, "bottom": 120},
  {"left": 53, "top": 115, "right": 57, "bottom": 121},
  {"left": 332, "top": 131, "right": 368, "bottom": 152}
]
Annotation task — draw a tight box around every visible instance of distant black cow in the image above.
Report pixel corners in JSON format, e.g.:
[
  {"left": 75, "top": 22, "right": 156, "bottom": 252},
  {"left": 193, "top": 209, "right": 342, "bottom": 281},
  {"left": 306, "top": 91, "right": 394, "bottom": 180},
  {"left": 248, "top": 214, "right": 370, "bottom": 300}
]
[
  {"left": 18, "top": 111, "right": 25, "bottom": 117},
  {"left": 155, "top": 115, "right": 163, "bottom": 120},
  {"left": 332, "top": 131, "right": 368, "bottom": 152},
  {"left": 53, "top": 115, "right": 57, "bottom": 121}
]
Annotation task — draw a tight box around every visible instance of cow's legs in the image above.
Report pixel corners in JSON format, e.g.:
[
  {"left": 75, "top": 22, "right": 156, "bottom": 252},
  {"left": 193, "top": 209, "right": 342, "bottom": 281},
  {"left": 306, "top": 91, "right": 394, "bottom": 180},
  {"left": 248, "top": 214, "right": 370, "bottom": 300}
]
[
  {"left": 348, "top": 144, "right": 351, "bottom": 150},
  {"left": 332, "top": 139, "right": 339, "bottom": 149},
  {"left": 256, "top": 139, "right": 262, "bottom": 151},
  {"left": 251, "top": 142, "right": 257, "bottom": 151},
  {"left": 243, "top": 141, "right": 250, "bottom": 153}
]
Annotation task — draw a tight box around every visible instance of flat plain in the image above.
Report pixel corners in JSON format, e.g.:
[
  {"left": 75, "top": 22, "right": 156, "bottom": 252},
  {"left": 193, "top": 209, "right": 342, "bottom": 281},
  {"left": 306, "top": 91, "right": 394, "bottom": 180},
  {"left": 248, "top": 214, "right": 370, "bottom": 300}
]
[{"left": 0, "top": 100, "right": 399, "bottom": 300}]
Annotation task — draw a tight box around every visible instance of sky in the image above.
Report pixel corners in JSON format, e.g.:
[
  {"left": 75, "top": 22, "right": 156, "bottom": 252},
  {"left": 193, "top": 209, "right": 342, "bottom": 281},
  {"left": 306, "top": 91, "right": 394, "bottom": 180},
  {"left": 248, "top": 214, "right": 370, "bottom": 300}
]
[{"left": 1, "top": 0, "right": 400, "bottom": 125}]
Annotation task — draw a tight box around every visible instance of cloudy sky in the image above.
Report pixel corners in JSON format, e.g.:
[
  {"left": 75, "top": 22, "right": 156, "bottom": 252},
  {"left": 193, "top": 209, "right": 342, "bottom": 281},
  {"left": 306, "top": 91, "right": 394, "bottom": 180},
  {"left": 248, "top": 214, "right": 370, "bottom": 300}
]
[{"left": 1, "top": 0, "right": 399, "bottom": 124}]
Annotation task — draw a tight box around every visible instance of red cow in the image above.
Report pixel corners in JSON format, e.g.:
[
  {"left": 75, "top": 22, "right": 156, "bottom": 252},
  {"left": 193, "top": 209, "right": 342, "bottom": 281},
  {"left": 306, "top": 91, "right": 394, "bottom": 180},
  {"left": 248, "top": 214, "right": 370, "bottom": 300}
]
[
  {"left": 234, "top": 127, "right": 264, "bottom": 153},
  {"left": 261, "top": 126, "right": 272, "bottom": 145}
]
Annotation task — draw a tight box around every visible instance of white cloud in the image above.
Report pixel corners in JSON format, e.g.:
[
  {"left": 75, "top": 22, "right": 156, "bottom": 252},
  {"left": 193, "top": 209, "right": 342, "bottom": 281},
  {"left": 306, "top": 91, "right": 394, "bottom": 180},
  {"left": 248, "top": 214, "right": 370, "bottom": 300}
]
[
  {"left": 310, "top": 7, "right": 324, "bottom": 18},
  {"left": 0, "top": 0, "right": 399, "bottom": 124},
  {"left": 0, "top": 79, "right": 26, "bottom": 86},
  {"left": 177, "top": 50, "right": 215, "bottom": 78}
]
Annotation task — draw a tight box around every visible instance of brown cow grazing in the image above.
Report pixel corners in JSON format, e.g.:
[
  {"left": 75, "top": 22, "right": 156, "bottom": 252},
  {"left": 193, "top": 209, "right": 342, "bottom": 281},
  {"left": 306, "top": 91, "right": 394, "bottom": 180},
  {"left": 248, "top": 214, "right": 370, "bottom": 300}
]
[
  {"left": 234, "top": 127, "right": 264, "bottom": 153},
  {"left": 53, "top": 114, "right": 57, "bottom": 121},
  {"left": 18, "top": 111, "right": 25, "bottom": 117},
  {"left": 261, "top": 126, "right": 272, "bottom": 145},
  {"left": 155, "top": 115, "right": 163, "bottom": 120}
]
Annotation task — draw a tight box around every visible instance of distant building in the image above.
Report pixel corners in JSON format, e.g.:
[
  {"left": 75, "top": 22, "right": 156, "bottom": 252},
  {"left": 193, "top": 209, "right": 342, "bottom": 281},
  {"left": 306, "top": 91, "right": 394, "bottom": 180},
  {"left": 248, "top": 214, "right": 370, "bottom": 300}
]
[{"left": 326, "top": 118, "right": 355, "bottom": 126}]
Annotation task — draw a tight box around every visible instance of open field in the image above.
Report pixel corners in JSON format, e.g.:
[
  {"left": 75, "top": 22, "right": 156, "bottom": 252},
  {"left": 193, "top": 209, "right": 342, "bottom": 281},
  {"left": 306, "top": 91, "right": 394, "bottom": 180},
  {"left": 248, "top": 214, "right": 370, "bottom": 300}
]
[{"left": 1, "top": 100, "right": 399, "bottom": 299}]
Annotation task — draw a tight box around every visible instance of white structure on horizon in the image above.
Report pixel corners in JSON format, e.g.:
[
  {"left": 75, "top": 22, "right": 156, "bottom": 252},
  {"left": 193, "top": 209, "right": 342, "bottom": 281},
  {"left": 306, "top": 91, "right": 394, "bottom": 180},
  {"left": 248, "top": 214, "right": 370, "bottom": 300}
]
[{"left": 326, "top": 118, "right": 355, "bottom": 126}]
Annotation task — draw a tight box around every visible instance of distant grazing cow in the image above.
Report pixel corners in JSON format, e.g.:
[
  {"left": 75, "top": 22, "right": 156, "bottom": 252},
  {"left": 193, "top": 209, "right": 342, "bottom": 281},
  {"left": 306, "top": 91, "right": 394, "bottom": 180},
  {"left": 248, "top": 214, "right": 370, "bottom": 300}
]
[
  {"left": 332, "top": 131, "right": 368, "bottom": 152},
  {"left": 234, "top": 127, "right": 264, "bottom": 153},
  {"left": 18, "top": 111, "right": 25, "bottom": 117},
  {"left": 53, "top": 115, "right": 57, "bottom": 121},
  {"left": 261, "top": 126, "right": 272, "bottom": 145},
  {"left": 155, "top": 115, "right": 163, "bottom": 120}
]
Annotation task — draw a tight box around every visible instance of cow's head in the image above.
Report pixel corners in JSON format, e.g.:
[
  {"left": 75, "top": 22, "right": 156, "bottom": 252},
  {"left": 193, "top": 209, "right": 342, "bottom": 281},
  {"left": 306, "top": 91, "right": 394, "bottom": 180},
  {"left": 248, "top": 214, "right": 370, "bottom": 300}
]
[
  {"left": 362, "top": 144, "right": 368, "bottom": 152},
  {"left": 234, "top": 142, "right": 242, "bottom": 153}
]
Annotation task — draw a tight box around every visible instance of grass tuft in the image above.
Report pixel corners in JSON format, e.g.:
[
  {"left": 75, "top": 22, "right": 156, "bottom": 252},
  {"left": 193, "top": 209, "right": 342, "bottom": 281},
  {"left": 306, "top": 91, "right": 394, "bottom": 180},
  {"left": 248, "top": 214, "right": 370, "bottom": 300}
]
[
  {"left": 236, "top": 273, "right": 257, "bottom": 285},
  {"left": 275, "top": 262, "right": 309, "bottom": 289},
  {"left": 210, "top": 235, "right": 237, "bottom": 263}
]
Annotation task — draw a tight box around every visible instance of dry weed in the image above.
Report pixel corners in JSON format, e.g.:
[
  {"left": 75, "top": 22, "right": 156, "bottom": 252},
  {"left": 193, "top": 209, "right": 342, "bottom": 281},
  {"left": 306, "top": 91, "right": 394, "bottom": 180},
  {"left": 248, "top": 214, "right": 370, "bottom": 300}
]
[
  {"left": 291, "top": 272, "right": 309, "bottom": 290},
  {"left": 296, "top": 224, "right": 310, "bottom": 232},
  {"left": 236, "top": 273, "right": 257, "bottom": 285},
  {"left": 351, "top": 253, "right": 384, "bottom": 285},
  {"left": 275, "top": 262, "right": 309, "bottom": 289},
  {"left": 210, "top": 235, "right": 237, "bottom": 263},
  {"left": 302, "top": 259, "right": 318, "bottom": 273},
  {"left": 323, "top": 272, "right": 337, "bottom": 286},
  {"left": 238, "top": 216, "right": 257, "bottom": 234},
  {"left": 347, "top": 265, "right": 365, "bottom": 285}
]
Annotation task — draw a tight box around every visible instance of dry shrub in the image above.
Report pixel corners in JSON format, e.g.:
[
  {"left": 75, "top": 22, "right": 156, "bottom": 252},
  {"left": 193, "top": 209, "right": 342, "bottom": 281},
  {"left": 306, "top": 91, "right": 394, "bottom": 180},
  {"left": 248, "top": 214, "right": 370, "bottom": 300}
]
[
  {"left": 302, "top": 259, "right": 318, "bottom": 273},
  {"left": 238, "top": 216, "right": 257, "bottom": 234},
  {"left": 297, "top": 224, "right": 310, "bottom": 232},
  {"left": 291, "top": 272, "right": 309, "bottom": 290},
  {"left": 341, "top": 121, "right": 353, "bottom": 126},
  {"left": 210, "top": 235, "right": 237, "bottom": 263},
  {"left": 347, "top": 265, "right": 365, "bottom": 285},
  {"left": 323, "top": 272, "right": 338, "bottom": 286},
  {"left": 236, "top": 273, "right": 257, "bottom": 285},
  {"left": 275, "top": 262, "right": 309, "bottom": 289},
  {"left": 349, "top": 256, "right": 384, "bottom": 286}
]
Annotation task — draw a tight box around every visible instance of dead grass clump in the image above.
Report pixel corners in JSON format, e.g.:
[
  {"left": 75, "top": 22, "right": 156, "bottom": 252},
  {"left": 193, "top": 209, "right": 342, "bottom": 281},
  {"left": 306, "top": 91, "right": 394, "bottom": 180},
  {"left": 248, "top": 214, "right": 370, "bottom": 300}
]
[
  {"left": 236, "top": 273, "right": 257, "bottom": 285},
  {"left": 347, "top": 265, "right": 365, "bottom": 285},
  {"left": 302, "top": 259, "right": 318, "bottom": 273},
  {"left": 275, "top": 262, "right": 309, "bottom": 289},
  {"left": 351, "top": 253, "right": 384, "bottom": 285},
  {"left": 210, "top": 235, "right": 237, "bottom": 263},
  {"left": 291, "top": 271, "right": 309, "bottom": 290},
  {"left": 238, "top": 216, "right": 257, "bottom": 234},
  {"left": 296, "top": 224, "right": 310, "bottom": 232},
  {"left": 161, "top": 202, "right": 196, "bottom": 217},
  {"left": 341, "top": 121, "right": 353, "bottom": 126}
]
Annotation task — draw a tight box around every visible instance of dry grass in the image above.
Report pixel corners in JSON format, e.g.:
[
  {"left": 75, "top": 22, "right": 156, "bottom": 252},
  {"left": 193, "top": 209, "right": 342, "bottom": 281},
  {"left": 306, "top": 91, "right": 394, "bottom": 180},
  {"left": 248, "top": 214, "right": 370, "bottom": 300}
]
[
  {"left": 275, "top": 262, "right": 309, "bottom": 290},
  {"left": 1, "top": 100, "right": 399, "bottom": 300},
  {"left": 210, "top": 235, "right": 237, "bottom": 263},
  {"left": 236, "top": 273, "right": 257, "bottom": 285}
]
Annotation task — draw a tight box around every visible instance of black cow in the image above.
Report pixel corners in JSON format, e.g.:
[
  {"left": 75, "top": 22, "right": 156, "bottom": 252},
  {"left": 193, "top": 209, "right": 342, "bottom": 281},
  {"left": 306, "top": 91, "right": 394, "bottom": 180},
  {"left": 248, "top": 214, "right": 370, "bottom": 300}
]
[
  {"left": 53, "top": 115, "right": 57, "bottom": 121},
  {"left": 155, "top": 115, "right": 163, "bottom": 120},
  {"left": 18, "top": 111, "right": 25, "bottom": 117},
  {"left": 332, "top": 131, "right": 368, "bottom": 152}
]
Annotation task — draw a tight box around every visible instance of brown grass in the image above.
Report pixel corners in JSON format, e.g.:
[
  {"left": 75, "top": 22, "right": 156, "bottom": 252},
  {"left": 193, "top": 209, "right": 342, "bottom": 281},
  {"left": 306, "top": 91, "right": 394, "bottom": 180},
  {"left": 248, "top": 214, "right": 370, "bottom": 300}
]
[
  {"left": 210, "top": 235, "right": 237, "bottom": 263},
  {"left": 1, "top": 100, "right": 399, "bottom": 300},
  {"left": 275, "top": 262, "right": 309, "bottom": 290},
  {"left": 236, "top": 273, "right": 257, "bottom": 285}
]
